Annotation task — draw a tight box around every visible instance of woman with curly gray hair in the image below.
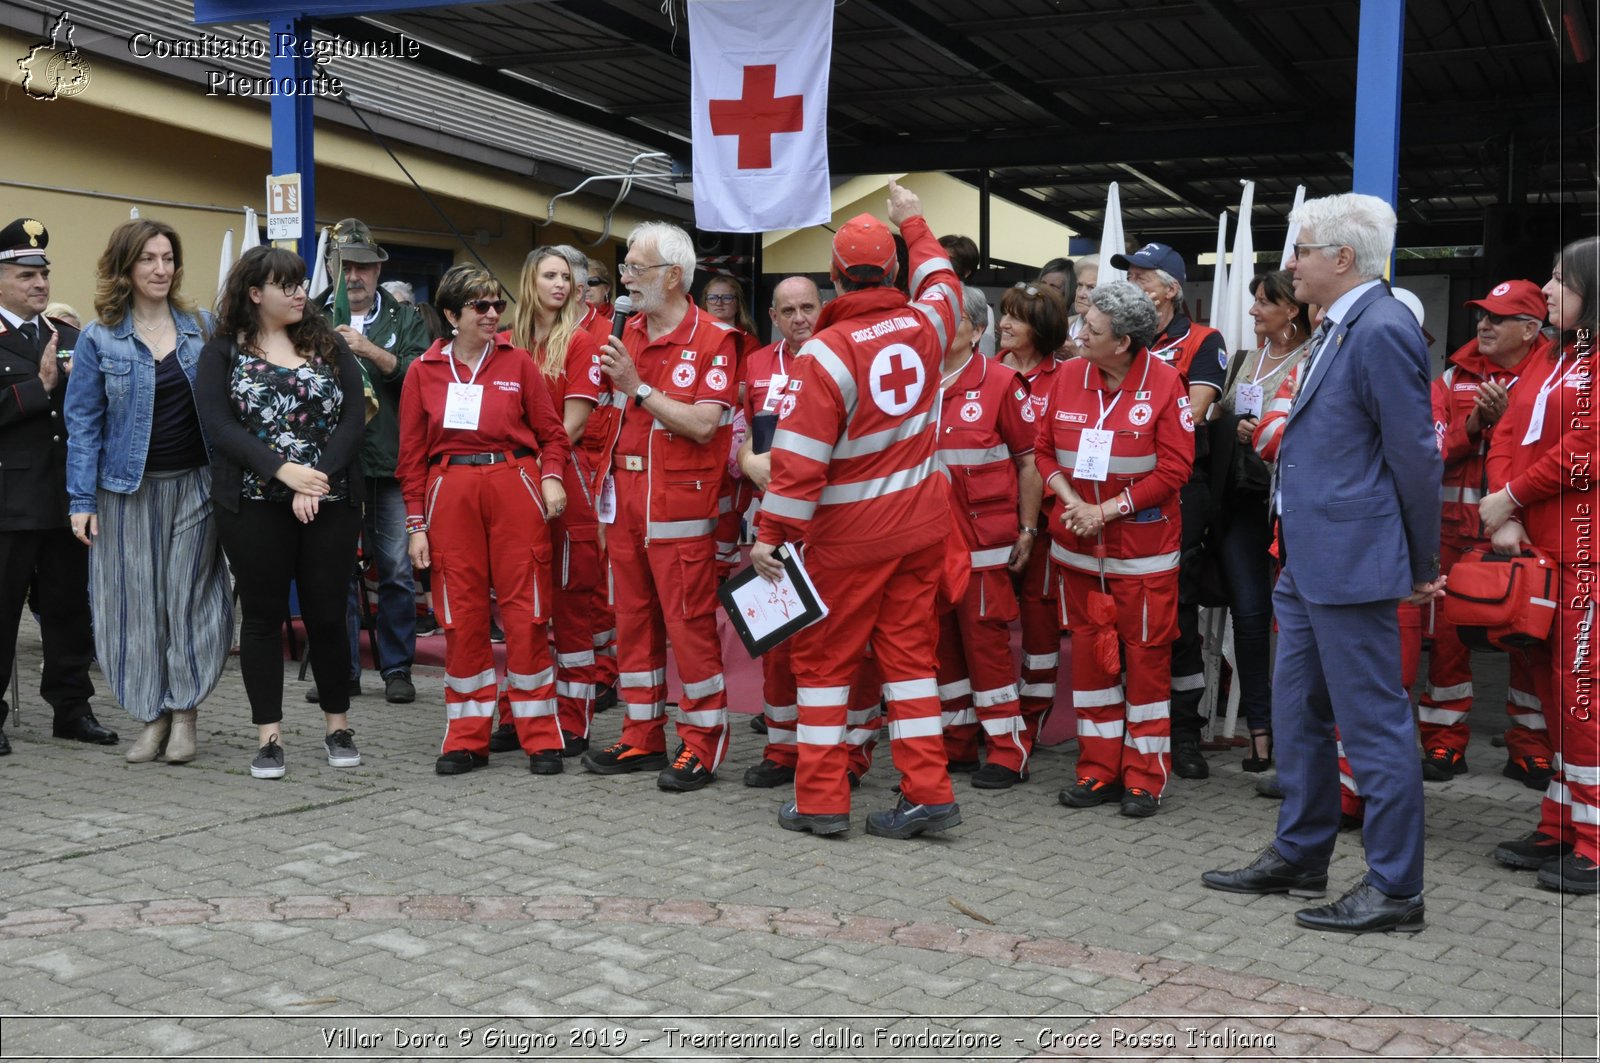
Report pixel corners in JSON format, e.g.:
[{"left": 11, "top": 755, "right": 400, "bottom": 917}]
[{"left": 1033, "top": 280, "right": 1195, "bottom": 818}]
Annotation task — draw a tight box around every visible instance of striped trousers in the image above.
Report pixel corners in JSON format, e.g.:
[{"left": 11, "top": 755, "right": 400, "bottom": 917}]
[{"left": 89, "top": 469, "right": 232, "bottom": 722}]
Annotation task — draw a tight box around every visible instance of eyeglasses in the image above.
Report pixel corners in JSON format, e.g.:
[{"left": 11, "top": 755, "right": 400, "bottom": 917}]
[
  {"left": 705, "top": 293, "right": 738, "bottom": 304},
  {"left": 586, "top": 278, "right": 609, "bottom": 287},
  {"left": 271, "top": 279, "right": 308, "bottom": 296},
  {"left": 619, "top": 262, "right": 670, "bottom": 279},
  {"left": 1291, "top": 243, "right": 1341, "bottom": 260},
  {"left": 463, "top": 298, "right": 507, "bottom": 315}
]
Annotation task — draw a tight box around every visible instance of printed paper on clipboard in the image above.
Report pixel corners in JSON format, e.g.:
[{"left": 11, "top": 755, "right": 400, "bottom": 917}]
[{"left": 717, "top": 544, "right": 829, "bottom": 656}]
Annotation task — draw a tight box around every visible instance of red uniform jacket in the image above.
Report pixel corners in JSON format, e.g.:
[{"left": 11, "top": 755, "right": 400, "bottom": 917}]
[
  {"left": 1486, "top": 340, "right": 1595, "bottom": 565},
  {"left": 757, "top": 215, "right": 962, "bottom": 564},
  {"left": 1431, "top": 335, "right": 1548, "bottom": 542},
  {"left": 606, "top": 296, "right": 739, "bottom": 541},
  {"left": 397, "top": 336, "right": 569, "bottom": 517},
  {"left": 1034, "top": 349, "right": 1193, "bottom": 577},
  {"left": 937, "top": 353, "right": 1033, "bottom": 569}
]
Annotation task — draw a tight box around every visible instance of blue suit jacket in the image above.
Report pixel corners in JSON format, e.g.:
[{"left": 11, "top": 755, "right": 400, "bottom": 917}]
[{"left": 1278, "top": 284, "right": 1441, "bottom": 606}]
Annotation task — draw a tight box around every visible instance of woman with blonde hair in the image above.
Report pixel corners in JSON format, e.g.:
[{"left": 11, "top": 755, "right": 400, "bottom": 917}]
[
  {"left": 485, "top": 247, "right": 608, "bottom": 757},
  {"left": 64, "top": 218, "right": 232, "bottom": 764}
]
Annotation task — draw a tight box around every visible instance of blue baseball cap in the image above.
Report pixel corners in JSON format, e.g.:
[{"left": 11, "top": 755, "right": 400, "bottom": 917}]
[{"left": 1111, "top": 242, "right": 1186, "bottom": 285}]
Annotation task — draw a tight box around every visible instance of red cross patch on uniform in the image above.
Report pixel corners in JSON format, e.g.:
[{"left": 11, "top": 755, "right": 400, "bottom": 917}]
[
  {"left": 960, "top": 401, "right": 982, "bottom": 422},
  {"left": 1128, "top": 403, "right": 1152, "bottom": 427},
  {"left": 706, "top": 368, "right": 729, "bottom": 391},
  {"left": 869, "top": 342, "right": 925, "bottom": 415},
  {"left": 672, "top": 363, "right": 697, "bottom": 388}
]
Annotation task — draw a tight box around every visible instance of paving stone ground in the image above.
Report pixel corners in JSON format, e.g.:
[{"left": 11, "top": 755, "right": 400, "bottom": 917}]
[{"left": 0, "top": 623, "right": 1595, "bottom": 1061}]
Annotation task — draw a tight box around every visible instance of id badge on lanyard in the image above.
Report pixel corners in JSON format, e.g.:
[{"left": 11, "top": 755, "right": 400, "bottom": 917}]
[
  {"left": 1236, "top": 382, "right": 1264, "bottom": 418},
  {"left": 1522, "top": 357, "right": 1579, "bottom": 445},
  {"left": 1073, "top": 389, "right": 1123, "bottom": 482},
  {"left": 596, "top": 474, "right": 617, "bottom": 524},
  {"left": 443, "top": 340, "right": 491, "bottom": 431}
]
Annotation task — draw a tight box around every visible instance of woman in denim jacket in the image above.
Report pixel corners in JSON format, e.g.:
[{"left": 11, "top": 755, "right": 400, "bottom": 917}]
[{"left": 64, "top": 219, "right": 232, "bottom": 764}]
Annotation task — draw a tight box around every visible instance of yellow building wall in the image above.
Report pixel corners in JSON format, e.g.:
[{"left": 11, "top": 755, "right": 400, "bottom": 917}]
[
  {"left": 762, "top": 172, "right": 1076, "bottom": 275},
  {"left": 0, "top": 27, "right": 644, "bottom": 314}
]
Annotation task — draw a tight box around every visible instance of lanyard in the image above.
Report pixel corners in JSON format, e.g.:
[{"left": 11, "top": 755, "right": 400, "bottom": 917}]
[
  {"left": 1149, "top": 325, "right": 1189, "bottom": 362},
  {"left": 774, "top": 339, "right": 788, "bottom": 377},
  {"left": 447, "top": 340, "right": 492, "bottom": 386},
  {"left": 1081, "top": 354, "right": 1151, "bottom": 429},
  {"left": 1250, "top": 340, "right": 1303, "bottom": 386},
  {"left": 1534, "top": 354, "right": 1582, "bottom": 403}
]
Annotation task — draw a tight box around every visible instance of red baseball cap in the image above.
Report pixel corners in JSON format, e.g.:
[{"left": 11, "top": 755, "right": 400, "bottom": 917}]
[
  {"left": 1465, "top": 279, "right": 1546, "bottom": 320},
  {"left": 832, "top": 213, "right": 898, "bottom": 282}
]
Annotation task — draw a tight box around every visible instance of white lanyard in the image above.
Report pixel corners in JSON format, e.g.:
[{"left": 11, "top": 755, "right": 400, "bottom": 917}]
[
  {"left": 1081, "top": 355, "right": 1151, "bottom": 428},
  {"left": 1250, "top": 341, "right": 1299, "bottom": 386},
  {"left": 447, "top": 340, "right": 492, "bottom": 386},
  {"left": 1148, "top": 326, "right": 1189, "bottom": 363},
  {"left": 1522, "top": 354, "right": 1585, "bottom": 444}
]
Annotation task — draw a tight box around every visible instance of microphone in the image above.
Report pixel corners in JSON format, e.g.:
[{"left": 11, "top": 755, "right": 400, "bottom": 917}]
[{"left": 610, "top": 295, "right": 634, "bottom": 339}]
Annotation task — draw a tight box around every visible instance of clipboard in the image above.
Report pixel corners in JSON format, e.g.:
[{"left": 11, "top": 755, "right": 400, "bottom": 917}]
[{"left": 717, "top": 543, "right": 829, "bottom": 656}]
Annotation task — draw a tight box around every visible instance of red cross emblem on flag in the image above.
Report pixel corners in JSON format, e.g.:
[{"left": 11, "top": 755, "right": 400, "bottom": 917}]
[{"left": 709, "top": 65, "right": 804, "bottom": 170}]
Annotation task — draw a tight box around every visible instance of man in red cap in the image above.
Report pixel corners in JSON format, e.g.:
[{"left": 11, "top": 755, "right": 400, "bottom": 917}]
[
  {"left": 752, "top": 179, "right": 964, "bottom": 839},
  {"left": 1418, "top": 279, "right": 1554, "bottom": 785}
]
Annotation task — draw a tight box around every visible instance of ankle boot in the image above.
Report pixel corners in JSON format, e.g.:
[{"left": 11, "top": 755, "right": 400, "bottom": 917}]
[
  {"left": 126, "top": 715, "right": 171, "bottom": 764},
  {"left": 166, "top": 710, "right": 197, "bottom": 764}
]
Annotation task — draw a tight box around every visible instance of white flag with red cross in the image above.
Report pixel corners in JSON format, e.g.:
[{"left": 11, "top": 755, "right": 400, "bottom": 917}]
[{"left": 688, "top": 0, "right": 833, "bottom": 233}]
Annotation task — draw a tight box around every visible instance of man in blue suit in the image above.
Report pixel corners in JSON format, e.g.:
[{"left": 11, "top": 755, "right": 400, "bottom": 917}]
[{"left": 1203, "top": 193, "right": 1444, "bottom": 933}]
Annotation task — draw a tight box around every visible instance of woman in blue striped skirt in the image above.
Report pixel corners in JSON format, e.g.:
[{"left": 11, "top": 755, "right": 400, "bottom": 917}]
[{"left": 64, "top": 219, "right": 233, "bottom": 763}]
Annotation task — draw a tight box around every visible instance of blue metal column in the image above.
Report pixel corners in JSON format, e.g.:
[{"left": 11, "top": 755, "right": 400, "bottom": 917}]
[
  {"left": 268, "top": 16, "right": 316, "bottom": 257},
  {"left": 1351, "top": 0, "right": 1405, "bottom": 208}
]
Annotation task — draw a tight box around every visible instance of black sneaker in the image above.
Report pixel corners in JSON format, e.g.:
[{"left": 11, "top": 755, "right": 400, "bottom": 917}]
[
  {"left": 749, "top": 715, "right": 768, "bottom": 734},
  {"left": 743, "top": 758, "right": 795, "bottom": 788},
  {"left": 529, "top": 750, "right": 563, "bottom": 775},
  {"left": 560, "top": 730, "right": 589, "bottom": 757},
  {"left": 488, "top": 724, "right": 521, "bottom": 753},
  {"left": 1119, "top": 787, "right": 1158, "bottom": 818},
  {"left": 658, "top": 745, "right": 715, "bottom": 792},
  {"left": 384, "top": 673, "right": 415, "bottom": 704},
  {"left": 865, "top": 795, "right": 961, "bottom": 839},
  {"left": 488, "top": 620, "right": 506, "bottom": 643},
  {"left": 593, "top": 683, "right": 617, "bottom": 713},
  {"left": 970, "top": 763, "right": 1027, "bottom": 790},
  {"left": 250, "top": 738, "right": 286, "bottom": 779},
  {"left": 1059, "top": 777, "right": 1123, "bottom": 808},
  {"left": 1421, "top": 746, "right": 1467, "bottom": 781},
  {"left": 305, "top": 678, "right": 362, "bottom": 704},
  {"left": 435, "top": 749, "right": 488, "bottom": 775},
  {"left": 1503, "top": 755, "right": 1555, "bottom": 790},
  {"left": 582, "top": 742, "right": 668, "bottom": 775},
  {"left": 1537, "top": 851, "right": 1600, "bottom": 894},
  {"left": 1172, "top": 736, "right": 1209, "bottom": 779},
  {"left": 946, "top": 758, "right": 980, "bottom": 774},
  {"left": 323, "top": 728, "right": 361, "bottom": 767},
  {"left": 414, "top": 613, "right": 439, "bottom": 636},
  {"left": 1494, "top": 830, "right": 1574, "bottom": 870}
]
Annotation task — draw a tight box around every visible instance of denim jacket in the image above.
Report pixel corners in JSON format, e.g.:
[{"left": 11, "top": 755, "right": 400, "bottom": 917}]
[{"left": 64, "top": 308, "right": 210, "bottom": 513}]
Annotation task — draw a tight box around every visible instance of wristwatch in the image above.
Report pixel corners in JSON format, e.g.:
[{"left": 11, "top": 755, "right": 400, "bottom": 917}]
[{"left": 634, "top": 383, "right": 654, "bottom": 407}]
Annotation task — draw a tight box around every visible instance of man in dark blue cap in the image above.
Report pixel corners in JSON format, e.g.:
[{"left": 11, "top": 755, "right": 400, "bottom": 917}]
[
  {"left": 0, "top": 217, "right": 116, "bottom": 755},
  {"left": 1110, "top": 241, "right": 1228, "bottom": 781}
]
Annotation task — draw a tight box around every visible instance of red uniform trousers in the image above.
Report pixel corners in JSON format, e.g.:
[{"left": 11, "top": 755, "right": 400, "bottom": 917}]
[
  {"left": 1416, "top": 537, "right": 1551, "bottom": 760},
  {"left": 1057, "top": 567, "right": 1176, "bottom": 795},
  {"left": 592, "top": 549, "right": 618, "bottom": 690},
  {"left": 938, "top": 568, "right": 1027, "bottom": 772},
  {"left": 609, "top": 468, "right": 730, "bottom": 768},
  {"left": 1338, "top": 602, "right": 1425, "bottom": 818},
  {"left": 551, "top": 531, "right": 602, "bottom": 738},
  {"left": 713, "top": 474, "right": 751, "bottom": 578},
  {"left": 1530, "top": 567, "right": 1599, "bottom": 862},
  {"left": 1017, "top": 528, "right": 1063, "bottom": 751},
  {"left": 429, "top": 458, "right": 558, "bottom": 755},
  {"left": 760, "top": 637, "right": 882, "bottom": 777},
  {"left": 790, "top": 540, "right": 949, "bottom": 814}
]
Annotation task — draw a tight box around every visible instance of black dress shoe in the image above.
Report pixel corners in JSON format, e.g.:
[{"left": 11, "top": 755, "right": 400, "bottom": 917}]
[
  {"left": 1294, "top": 880, "right": 1424, "bottom": 933},
  {"left": 0, "top": 729, "right": 10, "bottom": 755},
  {"left": 1172, "top": 735, "right": 1209, "bottom": 779},
  {"left": 488, "top": 723, "right": 521, "bottom": 753},
  {"left": 53, "top": 713, "right": 118, "bottom": 745},
  {"left": 1202, "top": 845, "right": 1328, "bottom": 897}
]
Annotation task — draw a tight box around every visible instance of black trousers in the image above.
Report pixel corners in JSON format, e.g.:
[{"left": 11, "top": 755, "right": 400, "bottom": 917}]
[
  {"left": 216, "top": 499, "right": 361, "bottom": 727},
  {"left": 0, "top": 527, "right": 95, "bottom": 729}
]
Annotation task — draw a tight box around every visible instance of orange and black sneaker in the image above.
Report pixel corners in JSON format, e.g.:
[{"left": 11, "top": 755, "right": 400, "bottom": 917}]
[
  {"left": 1420, "top": 746, "right": 1467, "bottom": 781},
  {"left": 657, "top": 744, "right": 715, "bottom": 792},
  {"left": 1058, "top": 776, "right": 1123, "bottom": 808},
  {"left": 580, "top": 741, "right": 667, "bottom": 775},
  {"left": 1119, "top": 787, "right": 1158, "bottom": 818},
  {"left": 1503, "top": 755, "right": 1555, "bottom": 791}
]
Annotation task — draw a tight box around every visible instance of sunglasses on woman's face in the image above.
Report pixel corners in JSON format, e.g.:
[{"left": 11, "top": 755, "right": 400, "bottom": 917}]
[
  {"left": 586, "top": 278, "right": 608, "bottom": 288},
  {"left": 464, "top": 298, "right": 507, "bottom": 315}
]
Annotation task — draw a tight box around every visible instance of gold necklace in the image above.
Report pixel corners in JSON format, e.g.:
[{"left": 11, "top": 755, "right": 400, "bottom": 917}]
[{"left": 132, "top": 312, "right": 170, "bottom": 334}]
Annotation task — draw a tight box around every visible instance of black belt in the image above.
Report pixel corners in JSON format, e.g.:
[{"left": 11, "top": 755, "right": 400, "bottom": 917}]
[{"left": 430, "top": 446, "right": 534, "bottom": 467}]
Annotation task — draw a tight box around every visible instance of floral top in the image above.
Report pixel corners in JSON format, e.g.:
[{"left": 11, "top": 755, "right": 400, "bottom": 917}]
[{"left": 230, "top": 356, "right": 346, "bottom": 502}]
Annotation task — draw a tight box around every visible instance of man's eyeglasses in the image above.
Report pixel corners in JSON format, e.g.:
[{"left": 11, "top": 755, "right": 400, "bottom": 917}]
[
  {"left": 705, "top": 293, "right": 738, "bottom": 304},
  {"left": 1291, "top": 242, "right": 1341, "bottom": 260},
  {"left": 586, "top": 278, "right": 609, "bottom": 288},
  {"left": 463, "top": 298, "right": 507, "bottom": 315},
  {"left": 1473, "top": 309, "right": 1539, "bottom": 327},
  {"left": 619, "top": 262, "right": 670, "bottom": 279}
]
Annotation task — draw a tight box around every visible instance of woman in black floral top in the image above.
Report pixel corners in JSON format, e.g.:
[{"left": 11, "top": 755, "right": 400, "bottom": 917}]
[{"left": 196, "top": 246, "right": 365, "bottom": 781}]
